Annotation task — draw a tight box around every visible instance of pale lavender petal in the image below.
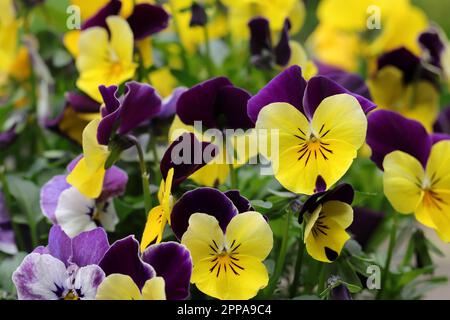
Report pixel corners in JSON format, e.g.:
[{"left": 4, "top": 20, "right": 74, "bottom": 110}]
[
  {"left": 71, "top": 228, "right": 110, "bottom": 267},
  {"left": 0, "top": 191, "right": 17, "bottom": 254},
  {"left": 158, "top": 87, "right": 188, "bottom": 118},
  {"left": 40, "top": 175, "right": 70, "bottom": 224},
  {"left": 47, "top": 225, "right": 72, "bottom": 266},
  {"left": 98, "top": 166, "right": 128, "bottom": 202}
]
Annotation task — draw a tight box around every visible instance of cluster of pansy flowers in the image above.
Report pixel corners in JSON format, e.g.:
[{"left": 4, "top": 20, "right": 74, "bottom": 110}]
[{"left": 2, "top": 0, "right": 450, "bottom": 301}]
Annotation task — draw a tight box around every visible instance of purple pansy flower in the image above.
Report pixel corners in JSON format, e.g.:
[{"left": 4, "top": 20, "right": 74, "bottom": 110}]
[
  {"left": 158, "top": 87, "right": 188, "bottom": 119},
  {"left": 12, "top": 226, "right": 109, "bottom": 300},
  {"left": 176, "top": 77, "right": 253, "bottom": 130},
  {"left": 0, "top": 190, "right": 17, "bottom": 255},
  {"left": 82, "top": 0, "right": 169, "bottom": 40},
  {"left": 97, "top": 81, "right": 162, "bottom": 145},
  {"left": 170, "top": 187, "right": 253, "bottom": 240},
  {"left": 98, "top": 236, "right": 192, "bottom": 300},
  {"left": 247, "top": 65, "right": 376, "bottom": 124},
  {"left": 40, "top": 156, "right": 128, "bottom": 237}
]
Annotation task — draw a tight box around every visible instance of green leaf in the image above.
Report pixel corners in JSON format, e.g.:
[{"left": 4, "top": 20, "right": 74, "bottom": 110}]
[
  {"left": 6, "top": 175, "right": 42, "bottom": 225},
  {"left": 0, "top": 252, "right": 27, "bottom": 294}
]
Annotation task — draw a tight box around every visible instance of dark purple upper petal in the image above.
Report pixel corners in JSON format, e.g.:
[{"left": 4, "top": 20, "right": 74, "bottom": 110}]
[
  {"left": 367, "top": 110, "right": 432, "bottom": 169},
  {"left": 99, "top": 236, "right": 155, "bottom": 290},
  {"left": 189, "top": 2, "right": 207, "bottom": 27},
  {"left": 158, "top": 87, "right": 188, "bottom": 118},
  {"left": 177, "top": 77, "right": 233, "bottom": 128},
  {"left": 248, "top": 17, "right": 272, "bottom": 58},
  {"left": 419, "top": 28, "right": 445, "bottom": 68},
  {"left": 348, "top": 207, "right": 385, "bottom": 249},
  {"left": 433, "top": 106, "right": 450, "bottom": 134},
  {"left": 431, "top": 133, "right": 450, "bottom": 144},
  {"left": 377, "top": 47, "right": 421, "bottom": 83},
  {"left": 303, "top": 76, "right": 376, "bottom": 119},
  {"left": 274, "top": 19, "right": 291, "bottom": 66},
  {"left": 47, "top": 225, "right": 72, "bottom": 266},
  {"left": 127, "top": 3, "right": 169, "bottom": 40},
  {"left": 170, "top": 188, "right": 239, "bottom": 240},
  {"left": 216, "top": 86, "right": 253, "bottom": 130},
  {"left": 160, "top": 133, "right": 218, "bottom": 188},
  {"left": 98, "top": 166, "right": 128, "bottom": 202},
  {"left": 247, "top": 65, "right": 307, "bottom": 123},
  {"left": 65, "top": 91, "right": 101, "bottom": 113},
  {"left": 224, "top": 190, "right": 253, "bottom": 213},
  {"left": 40, "top": 175, "right": 70, "bottom": 224},
  {"left": 82, "top": 0, "right": 121, "bottom": 30},
  {"left": 142, "top": 242, "right": 192, "bottom": 300},
  {"left": 71, "top": 228, "right": 110, "bottom": 267}
]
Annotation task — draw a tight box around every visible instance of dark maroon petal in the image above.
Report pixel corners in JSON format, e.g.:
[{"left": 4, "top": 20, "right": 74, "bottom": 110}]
[
  {"left": 274, "top": 19, "right": 291, "bottom": 66},
  {"left": 47, "top": 225, "right": 72, "bottom": 266},
  {"left": 65, "top": 92, "right": 101, "bottom": 113},
  {"left": 127, "top": 3, "right": 169, "bottom": 40},
  {"left": 82, "top": 0, "right": 121, "bottom": 30},
  {"left": 348, "top": 207, "right": 385, "bottom": 249},
  {"left": 377, "top": 48, "right": 421, "bottom": 83},
  {"left": 316, "top": 62, "right": 372, "bottom": 100},
  {"left": 224, "top": 190, "right": 253, "bottom": 213},
  {"left": 431, "top": 133, "right": 450, "bottom": 144},
  {"left": 117, "top": 82, "right": 162, "bottom": 135},
  {"left": 216, "top": 86, "right": 253, "bottom": 130},
  {"left": 142, "top": 242, "right": 192, "bottom": 300},
  {"left": 247, "top": 65, "right": 307, "bottom": 123},
  {"left": 367, "top": 110, "right": 432, "bottom": 169},
  {"left": 248, "top": 17, "right": 272, "bottom": 58},
  {"left": 71, "top": 228, "right": 110, "bottom": 267},
  {"left": 419, "top": 28, "right": 445, "bottom": 68},
  {"left": 170, "top": 188, "right": 238, "bottom": 240},
  {"left": 433, "top": 106, "right": 450, "bottom": 134},
  {"left": 189, "top": 2, "right": 207, "bottom": 27},
  {"left": 99, "top": 236, "right": 155, "bottom": 289},
  {"left": 160, "top": 133, "right": 218, "bottom": 188},
  {"left": 303, "top": 76, "right": 375, "bottom": 119},
  {"left": 98, "top": 166, "right": 128, "bottom": 202},
  {"left": 177, "top": 77, "right": 233, "bottom": 128}
]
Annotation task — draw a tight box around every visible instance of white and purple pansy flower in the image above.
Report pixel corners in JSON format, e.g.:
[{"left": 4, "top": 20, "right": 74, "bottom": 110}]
[
  {"left": 97, "top": 235, "right": 192, "bottom": 300},
  {"left": 40, "top": 156, "right": 128, "bottom": 237},
  {"left": 12, "top": 226, "right": 109, "bottom": 300}
]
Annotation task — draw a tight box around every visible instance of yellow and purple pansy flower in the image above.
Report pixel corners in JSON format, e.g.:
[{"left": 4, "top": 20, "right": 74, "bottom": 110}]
[
  {"left": 299, "top": 184, "right": 354, "bottom": 263},
  {"left": 170, "top": 187, "right": 272, "bottom": 300},
  {"left": 97, "top": 235, "right": 192, "bottom": 300},
  {"left": 367, "top": 109, "right": 450, "bottom": 241},
  {"left": 67, "top": 81, "right": 161, "bottom": 199},
  {"left": 250, "top": 65, "right": 375, "bottom": 195}
]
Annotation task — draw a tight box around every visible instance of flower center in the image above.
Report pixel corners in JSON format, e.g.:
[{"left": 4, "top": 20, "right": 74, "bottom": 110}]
[
  {"left": 63, "top": 290, "right": 80, "bottom": 300},
  {"left": 208, "top": 239, "right": 245, "bottom": 277},
  {"left": 294, "top": 125, "right": 333, "bottom": 166},
  {"left": 422, "top": 188, "right": 445, "bottom": 210}
]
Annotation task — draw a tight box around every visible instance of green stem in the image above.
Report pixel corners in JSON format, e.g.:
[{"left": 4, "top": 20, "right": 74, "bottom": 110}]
[
  {"left": 130, "top": 137, "right": 152, "bottom": 214},
  {"left": 376, "top": 214, "right": 397, "bottom": 300},
  {"left": 317, "top": 263, "right": 327, "bottom": 296},
  {"left": 203, "top": 26, "right": 214, "bottom": 77},
  {"left": 229, "top": 164, "right": 238, "bottom": 189},
  {"left": 264, "top": 209, "right": 292, "bottom": 298},
  {"left": 290, "top": 233, "right": 305, "bottom": 298},
  {"left": 169, "top": 0, "right": 190, "bottom": 73}
]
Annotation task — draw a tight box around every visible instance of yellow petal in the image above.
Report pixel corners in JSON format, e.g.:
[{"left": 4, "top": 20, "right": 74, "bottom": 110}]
[
  {"left": 107, "top": 16, "right": 134, "bottom": 64},
  {"left": 63, "top": 30, "right": 81, "bottom": 58},
  {"left": 383, "top": 151, "right": 424, "bottom": 214},
  {"left": 224, "top": 211, "right": 273, "bottom": 261},
  {"left": 141, "top": 205, "right": 166, "bottom": 251},
  {"left": 321, "top": 200, "right": 354, "bottom": 229},
  {"left": 189, "top": 162, "right": 229, "bottom": 187},
  {"left": 426, "top": 141, "right": 450, "bottom": 191},
  {"left": 141, "top": 277, "right": 167, "bottom": 300},
  {"left": 181, "top": 213, "right": 225, "bottom": 264},
  {"left": 96, "top": 274, "right": 141, "bottom": 300}
]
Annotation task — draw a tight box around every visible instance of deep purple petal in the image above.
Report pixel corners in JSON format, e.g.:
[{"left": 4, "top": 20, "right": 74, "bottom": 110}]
[
  {"left": 224, "top": 190, "right": 253, "bottom": 213},
  {"left": 330, "top": 284, "right": 352, "bottom": 300},
  {"left": 117, "top": 82, "right": 162, "bottom": 135},
  {"left": 433, "top": 106, "right": 450, "bottom": 134},
  {"left": 97, "top": 108, "right": 119, "bottom": 145},
  {"left": 367, "top": 110, "right": 432, "bottom": 169},
  {"left": 99, "top": 236, "right": 155, "bottom": 290},
  {"left": 40, "top": 175, "right": 70, "bottom": 224},
  {"left": 170, "top": 188, "right": 238, "bottom": 240},
  {"left": 71, "top": 228, "right": 110, "bottom": 267},
  {"left": 99, "top": 85, "right": 120, "bottom": 114},
  {"left": 247, "top": 65, "right": 307, "bottom": 123},
  {"left": 65, "top": 92, "right": 101, "bottom": 113},
  {"left": 303, "top": 76, "right": 375, "bottom": 119},
  {"left": 431, "top": 133, "right": 450, "bottom": 144},
  {"left": 274, "top": 19, "right": 291, "bottom": 66},
  {"left": 47, "top": 225, "right": 72, "bottom": 266},
  {"left": 160, "top": 133, "right": 218, "bottom": 188},
  {"left": 189, "top": 2, "right": 207, "bottom": 27},
  {"left": 177, "top": 77, "right": 233, "bottom": 128},
  {"left": 142, "top": 242, "right": 192, "bottom": 300},
  {"left": 419, "top": 28, "right": 445, "bottom": 68},
  {"left": 216, "top": 86, "right": 254, "bottom": 130},
  {"left": 377, "top": 48, "right": 421, "bottom": 83},
  {"left": 98, "top": 166, "right": 128, "bottom": 202},
  {"left": 348, "top": 207, "right": 385, "bottom": 249},
  {"left": 158, "top": 87, "right": 188, "bottom": 118},
  {"left": 127, "top": 3, "right": 169, "bottom": 40},
  {"left": 248, "top": 17, "right": 272, "bottom": 57},
  {"left": 81, "top": 0, "right": 121, "bottom": 30}
]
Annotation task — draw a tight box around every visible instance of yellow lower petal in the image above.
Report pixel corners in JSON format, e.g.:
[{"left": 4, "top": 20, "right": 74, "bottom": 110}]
[
  {"left": 96, "top": 274, "right": 141, "bottom": 300},
  {"left": 141, "top": 277, "right": 167, "bottom": 300}
]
